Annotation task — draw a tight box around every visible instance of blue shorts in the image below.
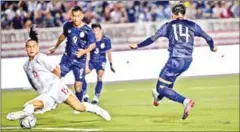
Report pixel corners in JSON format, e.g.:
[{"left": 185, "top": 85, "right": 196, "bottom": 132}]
[
  {"left": 159, "top": 57, "right": 192, "bottom": 87},
  {"left": 89, "top": 61, "right": 106, "bottom": 72},
  {"left": 60, "top": 55, "right": 85, "bottom": 82}
]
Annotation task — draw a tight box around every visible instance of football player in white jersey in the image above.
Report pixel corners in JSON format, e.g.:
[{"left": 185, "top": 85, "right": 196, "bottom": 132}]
[{"left": 6, "top": 26, "right": 111, "bottom": 123}]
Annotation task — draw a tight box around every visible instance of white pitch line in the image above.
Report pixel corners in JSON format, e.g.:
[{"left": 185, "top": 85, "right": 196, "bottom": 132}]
[{"left": 1, "top": 127, "right": 102, "bottom": 131}]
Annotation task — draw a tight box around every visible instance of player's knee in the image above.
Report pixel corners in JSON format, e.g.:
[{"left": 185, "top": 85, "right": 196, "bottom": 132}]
[
  {"left": 97, "top": 71, "right": 104, "bottom": 81},
  {"left": 74, "top": 82, "right": 82, "bottom": 92},
  {"left": 85, "top": 69, "right": 91, "bottom": 74},
  {"left": 97, "top": 76, "right": 103, "bottom": 81}
]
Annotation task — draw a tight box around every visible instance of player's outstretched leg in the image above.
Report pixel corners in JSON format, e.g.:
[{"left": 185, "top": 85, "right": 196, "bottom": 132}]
[
  {"left": 6, "top": 100, "right": 43, "bottom": 121},
  {"left": 156, "top": 79, "right": 195, "bottom": 120},
  {"left": 65, "top": 94, "right": 111, "bottom": 121},
  {"left": 92, "top": 70, "right": 104, "bottom": 104}
]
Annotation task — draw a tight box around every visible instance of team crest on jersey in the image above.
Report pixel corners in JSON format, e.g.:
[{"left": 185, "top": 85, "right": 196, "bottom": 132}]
[
  {"left": 79, "top": 32, "right": 85, "bottom": 38},
  {"left": 100, "top": 43, "right": 105, "bottom": 49},
  {"left": 68, "top": 29, "right": 71, "bottom": 33}
]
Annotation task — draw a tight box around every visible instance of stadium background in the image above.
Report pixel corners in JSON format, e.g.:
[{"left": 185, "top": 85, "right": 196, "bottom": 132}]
[{"left": 1, "top": 1, "right": 239, "bottom": 131}]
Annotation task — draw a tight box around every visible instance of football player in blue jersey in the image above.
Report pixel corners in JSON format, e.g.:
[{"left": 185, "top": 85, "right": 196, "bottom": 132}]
[
  {"left": 81, "top": 23, "right": 115, "bottom": 104},
  {"left": 49, "top": 6, "right": 96, "bottom": 103},
  {"left": 130, "top": 4, "right": 217, "bottom": 120}
]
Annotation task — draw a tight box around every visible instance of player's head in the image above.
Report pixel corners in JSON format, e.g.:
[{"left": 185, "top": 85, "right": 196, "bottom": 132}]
[
  {"left": 25, "top": 25, "right": 39, "bottom": 59},
  {"left": 171, "top": 4, "right": 186, "bottom": 19},
  {"left": 71, "top": 6, "right": 84, "bottom": 26},
  {"left": 91, "top": 23, "right": 103, "bottom": 40}
]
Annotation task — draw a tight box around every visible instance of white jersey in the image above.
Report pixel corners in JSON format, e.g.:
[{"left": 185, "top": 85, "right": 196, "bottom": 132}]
[{"left": 23, "top": 53, "right": 61, "bottom": 94}]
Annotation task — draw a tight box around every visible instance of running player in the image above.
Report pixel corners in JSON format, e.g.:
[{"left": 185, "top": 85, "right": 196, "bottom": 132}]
[
  {"left": 82, "top": 23, "right": 115, "bottom": 104},
  {"left": 129, "top": 4, "right": 217, "bottom": 120},
  {"left": 49, "top": 6, "right": 95, "bottom": 102}
]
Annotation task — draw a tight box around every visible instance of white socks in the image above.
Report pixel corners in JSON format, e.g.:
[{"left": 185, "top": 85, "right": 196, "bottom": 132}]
[
  {"left": 23, "top": 104, "right": 34, "bottom": 114},
  {"left": 183, "top": 98, "right": 190, "bottom": 106},
  {"left": 83, "top": 102, "right": 99, "bottom": 113}
]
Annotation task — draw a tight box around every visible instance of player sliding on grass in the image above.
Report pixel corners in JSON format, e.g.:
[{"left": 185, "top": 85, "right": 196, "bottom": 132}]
[
  {"left": 6, "top": 26, "right": 111, "bottom": 122},
  {"left": 81, "top": 23, "right": 115, "bottom": 104},
  {"left": 130, "top": 4, "right": 217, "bottom": 120}
]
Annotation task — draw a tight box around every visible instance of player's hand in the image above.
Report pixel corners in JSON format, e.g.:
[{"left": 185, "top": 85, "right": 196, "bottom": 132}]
[
  {"left": 110, "top": 62, "right": 116, "bottom": 73},
  {"left": 211, "top": 46, "right": 217, "bottom": 52},
  {"left": 49, "top": 46, "right": 57, "bottom": 54},
  {"left": 75, "top": 49, "right": 86, "bottom": 58},
  {"left": 129, "top": 44, "right": 138, "bottom": 49}
]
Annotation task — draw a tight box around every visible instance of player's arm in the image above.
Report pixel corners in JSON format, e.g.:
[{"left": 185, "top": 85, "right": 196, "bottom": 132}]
[
  {"left": 104, "top": 38, "right": 115, "bottom": 72},
  {"left": 38, "top": 54, "right": 61, "bottom": 78},
  {"left": 195, "top": 24, "right": 217, "bottom": 52},
  {"left": 130, "top": 23, "right": 168, "bottom": 49},
  {"left": 85, "top": 52, "right": 90, "bottom": 71},
  {"left": 49, "top": 33, "right": 66, "bottom": 54},
  {"left": 76, "top": 30, "right": 96, "bottom": 58},
  {"left": 49, "top": 22, "right": 68, "bottom": 54}
]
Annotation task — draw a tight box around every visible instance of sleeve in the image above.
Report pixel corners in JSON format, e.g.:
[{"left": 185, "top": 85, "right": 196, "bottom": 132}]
[
  {"left": 194, "top": 23, "right": 214, "bottom": 50},
  {"left": 63, "top": 22, "right": 69, "bottom": 36},
  {"left": 105, "top": 37, "right": 112, "bottom": 50},
  {"left": 38, "top": 54, "right": 57, "bottom": 72},
  {"left": 86, "top": 30, "right": 96, "bottom": 48},
  {"left": 138, "top": 22, "right": 168, "bottom": 48},
  {"left": 100, "top": 37, "right": 112, "bottom": 53}
]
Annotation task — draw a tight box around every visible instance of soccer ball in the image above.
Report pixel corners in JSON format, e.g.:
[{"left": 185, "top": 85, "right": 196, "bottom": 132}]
[{"left": 19, "top": 115, "right": 37, "bottom": 129}]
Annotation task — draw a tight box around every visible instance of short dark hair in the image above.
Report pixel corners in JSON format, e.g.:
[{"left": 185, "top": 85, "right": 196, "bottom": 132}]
[
  {"left": 72, "top": 6, "right": 83, "bottom": 13},
  {"left": 91, "top": 23, "right": 102, "bottom": 29},
  {"left": 172, "top": 4, "right": 186, "bottom": 16}
]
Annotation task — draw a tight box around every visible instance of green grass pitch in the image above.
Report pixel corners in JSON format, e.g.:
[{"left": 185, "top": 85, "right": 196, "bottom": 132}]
[{"left": 1, "top": 74, "right": 239, "bottom": 131}]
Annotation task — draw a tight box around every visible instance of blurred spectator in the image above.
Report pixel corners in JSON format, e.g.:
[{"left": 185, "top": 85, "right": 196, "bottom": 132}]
[
  {"left": 1, "top": 1, "right": 239, "bottom": 30},
  {"left": 11, "top": 10, "right": 23, "bottom": 29}
]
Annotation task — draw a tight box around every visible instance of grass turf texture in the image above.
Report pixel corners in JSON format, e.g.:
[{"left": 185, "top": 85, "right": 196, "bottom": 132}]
[{"left": 1, "top": 74, "right": 239, "bottom": 131}]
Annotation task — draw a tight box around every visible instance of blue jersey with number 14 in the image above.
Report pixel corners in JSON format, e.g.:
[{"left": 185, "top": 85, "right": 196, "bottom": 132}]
[{"left": 142, "top": 18, "right": 214, "bottom": 58}]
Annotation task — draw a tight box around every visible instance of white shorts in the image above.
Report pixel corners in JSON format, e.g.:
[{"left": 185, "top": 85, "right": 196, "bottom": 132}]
[{"left": 24, "top": 83, "right": 73, "bottom": 114}]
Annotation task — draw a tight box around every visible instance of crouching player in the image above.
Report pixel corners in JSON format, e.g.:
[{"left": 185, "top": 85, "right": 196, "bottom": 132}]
[
  {"left": 81, "top": 23, "right": 115, "bottom": 104},
  {"left": 6, "top": 26, "right": 111, "bottom": 122}
]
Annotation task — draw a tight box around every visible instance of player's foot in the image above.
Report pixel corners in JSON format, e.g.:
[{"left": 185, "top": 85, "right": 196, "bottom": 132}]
[
  {"left": 182, "top": 99, "right": 195, "bottom": 120},
  {"left": 73, "top": 110, "right": 81, "bottom": 114},
  {"left": 152, "top": 88, "right": 161, "bottom": 106},
  {"left": 83, "top": 95, "right": 89, "bottom": 102},
  {"left": 6, "top": 111, "right": 30, "bottom": 121},
  {"left": 91, "top": 96, "right": 99, "bottom": 104},
  {"left": 94, "top": 105, "right": 111, "bottom": 121}
]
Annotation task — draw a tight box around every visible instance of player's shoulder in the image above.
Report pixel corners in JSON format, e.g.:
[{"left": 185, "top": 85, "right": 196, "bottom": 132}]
[
  {"left": 102, "top": 35, "right": 111, "bottom": 41},
  {"left": 82, "top": 24, "right": 93, "bottom": 32},
  {"left": 35, "top": 53, "right": 48, "bottom": 62},
  {"left": 63, "top": 20, "right": 73, "bottom": 27}
]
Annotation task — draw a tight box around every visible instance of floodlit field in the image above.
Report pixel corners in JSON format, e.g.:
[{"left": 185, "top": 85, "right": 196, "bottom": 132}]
[{"left": 1, "top": 74, "right": 239, "bottom": 131}]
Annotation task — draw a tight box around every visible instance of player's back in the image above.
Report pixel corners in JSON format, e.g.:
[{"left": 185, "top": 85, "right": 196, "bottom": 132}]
[
  {"left": 166, "top": 19, "right": 198, "bottom": 58},
  {"left": 24, "top": 53, "right": 61, "bottom": 94}
]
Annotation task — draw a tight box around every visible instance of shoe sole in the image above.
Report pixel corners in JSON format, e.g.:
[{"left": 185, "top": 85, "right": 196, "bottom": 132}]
[{"left": 182, "top": 100, "right": 195, "bottom": 120}]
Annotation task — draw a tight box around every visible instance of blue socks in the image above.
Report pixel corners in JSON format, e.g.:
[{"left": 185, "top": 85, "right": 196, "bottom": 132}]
[
  {"left": 156, "top": 80, "right": 185, "bottom": 104},
  {"left": 75, "top": 91, "right": 83, "bottom": 102},
  {"left": 95, "top": 81, "right": 103, "bottom": 98},
  {"left": 82, "top": 79, "right": 88, "bottom": 95}
]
